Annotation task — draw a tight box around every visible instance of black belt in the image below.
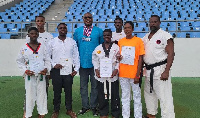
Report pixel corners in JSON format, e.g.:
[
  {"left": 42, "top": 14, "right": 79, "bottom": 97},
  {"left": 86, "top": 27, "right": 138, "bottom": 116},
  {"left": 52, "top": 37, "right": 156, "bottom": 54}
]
[{"left": 145, "top": 59, "right": 167, "bottom": 93}]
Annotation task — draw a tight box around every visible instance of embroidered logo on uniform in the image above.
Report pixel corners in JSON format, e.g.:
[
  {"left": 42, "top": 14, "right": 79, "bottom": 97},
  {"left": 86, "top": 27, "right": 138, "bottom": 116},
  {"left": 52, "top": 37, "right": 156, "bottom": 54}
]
[
  {"left": 156, "top": 40, "right": 161, "bottom": 44},
  {"left": 97, "top": 50, "right": 101, "bottom": 54},
  {"left": 24, "top": 49, "right": 27, "bottom": 51},
  {"left": 21, "top": 49, "right": 24, "bottom": 54},
  {"left": 36, "top": 56, "right": 39, "bottom": 58}
]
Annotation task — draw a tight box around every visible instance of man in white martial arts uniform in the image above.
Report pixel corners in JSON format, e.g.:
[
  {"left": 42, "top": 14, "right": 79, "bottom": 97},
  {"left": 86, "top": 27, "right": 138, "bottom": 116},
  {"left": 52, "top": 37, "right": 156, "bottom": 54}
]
[
  {"left": 143, "top": 15, "right": 175, "bottom": 118},
  {"left": 16, "top": 27, "right": 51, "bottom": 118},
  {"left": 49, "top": 23, "right": 80, "bottom": 118},
  {"left": 92, "top": 29, "right": 120, "bottom": 118},
  {"left": 112, "top": 16, "right": 126, "bottom": 44}
]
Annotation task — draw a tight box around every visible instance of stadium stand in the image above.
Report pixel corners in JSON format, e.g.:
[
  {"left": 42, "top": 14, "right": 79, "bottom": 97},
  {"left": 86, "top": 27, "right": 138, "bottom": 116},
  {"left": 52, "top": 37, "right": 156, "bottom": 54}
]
[
  {"left": 62, "top": 0, "right": 200, "bottom": 38},
  {"left": 0, "top": 0, "right": 54, "bottom": 39},
  {"left": 0, "top": 0, "right": 199, "bottom": 39}
]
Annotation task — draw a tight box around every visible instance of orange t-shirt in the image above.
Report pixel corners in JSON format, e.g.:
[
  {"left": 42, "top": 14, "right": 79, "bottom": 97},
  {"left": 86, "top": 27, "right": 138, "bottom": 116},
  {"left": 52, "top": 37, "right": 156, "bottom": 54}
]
[{"left": 118, "top": 36, "right": 145, "bottom": 79}]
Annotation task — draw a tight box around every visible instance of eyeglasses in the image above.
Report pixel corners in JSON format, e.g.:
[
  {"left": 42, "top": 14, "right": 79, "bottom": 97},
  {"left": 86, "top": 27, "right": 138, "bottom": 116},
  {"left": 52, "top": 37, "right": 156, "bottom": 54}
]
[{"left": 84, "top": 16, "right": 92, "bottom": 19}]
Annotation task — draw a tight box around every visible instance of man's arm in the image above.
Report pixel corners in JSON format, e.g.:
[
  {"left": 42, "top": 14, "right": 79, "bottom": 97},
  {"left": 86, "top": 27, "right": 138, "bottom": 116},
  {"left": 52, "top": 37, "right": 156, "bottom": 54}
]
[
  {"left": 134, "top": 55, "right": 143, "bottom": 84},
  {"left": 160, "top": 38, "right": 175, "bottom": 80}
]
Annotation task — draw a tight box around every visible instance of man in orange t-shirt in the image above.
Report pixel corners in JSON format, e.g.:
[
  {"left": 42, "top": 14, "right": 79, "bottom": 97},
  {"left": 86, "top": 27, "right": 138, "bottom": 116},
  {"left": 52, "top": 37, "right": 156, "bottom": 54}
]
[{"left": 117, "top": 21, "right": 145, "bottom": 118}]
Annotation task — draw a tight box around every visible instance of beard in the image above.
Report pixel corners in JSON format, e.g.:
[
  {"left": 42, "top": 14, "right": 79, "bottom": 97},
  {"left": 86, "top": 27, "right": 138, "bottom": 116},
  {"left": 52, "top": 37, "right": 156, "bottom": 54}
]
[{"left": 150, "top": 26, "right": 158, "bottom": 32}]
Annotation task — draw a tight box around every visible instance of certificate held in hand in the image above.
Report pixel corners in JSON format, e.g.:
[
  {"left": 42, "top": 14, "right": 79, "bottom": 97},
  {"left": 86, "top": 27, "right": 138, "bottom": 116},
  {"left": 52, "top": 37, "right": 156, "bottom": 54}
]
[
  {"left": 60, "top": 58, "right": 72, "bottom": 75},
  {"left": 121, "top": 46, "right": 135, "bottom": 65},
  {"left": 100, "top": 58, "right": 112, "bottom": 77}
]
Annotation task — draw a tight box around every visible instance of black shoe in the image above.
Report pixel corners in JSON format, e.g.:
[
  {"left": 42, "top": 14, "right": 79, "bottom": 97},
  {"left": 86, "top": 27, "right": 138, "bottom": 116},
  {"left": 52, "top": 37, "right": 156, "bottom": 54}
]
[
  {"left": 92, "top": 108, "right": 98, "bottom": 116},
  {"left": 78, "top": 108, "right": 90, "bottom": 115}
]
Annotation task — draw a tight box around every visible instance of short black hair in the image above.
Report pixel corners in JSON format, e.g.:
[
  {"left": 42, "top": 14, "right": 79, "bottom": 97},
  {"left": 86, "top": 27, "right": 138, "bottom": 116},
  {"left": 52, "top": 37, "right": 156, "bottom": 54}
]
[
  {"left": 83, "top": 12, "right": 92, "bottom": 17},
  {"left": 114, "top": 16, "right": 123, "bottom": 24},
  {"left": 28, "top": 27, "right": 39, "bottom": 33},
  {"left": 103, "top": 29, "right": 112, "bottom": 34},
  {"left": 35, "top": 16, "right": 45, "bottom": 20},
  {"left": 124, "top": 21, "right": 134, "bottom": 29},
  {"left": 57, "top": 23, "right": 67, "bottom": 28},
  {"left": 150, "top": 15, "right": 160, "bottom": 22}
]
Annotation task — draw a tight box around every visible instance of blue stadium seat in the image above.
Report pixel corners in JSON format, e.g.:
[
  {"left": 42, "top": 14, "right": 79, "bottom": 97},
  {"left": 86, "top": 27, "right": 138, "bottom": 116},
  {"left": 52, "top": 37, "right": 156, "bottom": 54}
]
[
  {"left": 176, "top": 32, "right": 186, "bottom": 38},
  {"left": 0, "top": 34, "right": 11, "bottom": 39},
  {"left": 190, "top": 32, "right": 200, "bottom": 38},
  {"left": 134, "top": 27, "right": 142, "bottom": 32},
  {"left": 0, "top": 28, "right": 7, "bottom": 33},
  {"left": 180, "top": 26, "right": 191, "bottom": 31},
  {"left": 136, "top": 33, "right": 146, "bottom": 38},
  {"left": 52, "top": 33, "right": 58, "bottom": 38},
  {"left": 0, "top": 24, "right": 5, "bottom": 28},
  {"left": 10, "top": 28, "right": 19, "bottom": 36},
  {"left": 67, "top": 33, "right": 72, "bottom": 38},
  {"left": 98, "top": 23, "right": 106, "bottom": 30}
]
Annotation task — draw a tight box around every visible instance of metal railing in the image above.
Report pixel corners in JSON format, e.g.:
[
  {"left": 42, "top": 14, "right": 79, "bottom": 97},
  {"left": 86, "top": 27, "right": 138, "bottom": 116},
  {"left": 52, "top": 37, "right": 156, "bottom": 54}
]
[{"left": 0, "top": 19, "right": 199, "bottom": 39}]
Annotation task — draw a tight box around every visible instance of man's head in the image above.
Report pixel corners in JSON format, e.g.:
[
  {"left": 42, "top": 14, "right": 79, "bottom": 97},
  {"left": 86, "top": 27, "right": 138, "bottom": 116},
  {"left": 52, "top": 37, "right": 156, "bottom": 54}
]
[
  {"left": 83, "top": 12, "right": 93, "bottom": 27},
  {"left": 149, "top": 15, "right": 161, "bottom": 33},
  {"left": 35, "top": 16, "right": 45, "bottom": 28},
  {"left": 124, "top": 21, "right": 134, "bottom": 37},
  {"left": 103, "top": 29, "right": 112, "bottom": 43},
  {"left": 28, "top": 27, "right": 39, "bottom": 41},
  {"left": 114, "top": 16, "right": 123, "bottom": 30},
  {"left": 57, "top": 23, "right": 67, "bottom": 36}
]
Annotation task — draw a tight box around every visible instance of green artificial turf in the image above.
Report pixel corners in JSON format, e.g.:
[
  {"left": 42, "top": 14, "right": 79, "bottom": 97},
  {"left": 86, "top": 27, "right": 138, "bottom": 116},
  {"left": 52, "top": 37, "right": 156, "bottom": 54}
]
[{"left": 0, "top": 76, "right": 199, "bottom": 118}]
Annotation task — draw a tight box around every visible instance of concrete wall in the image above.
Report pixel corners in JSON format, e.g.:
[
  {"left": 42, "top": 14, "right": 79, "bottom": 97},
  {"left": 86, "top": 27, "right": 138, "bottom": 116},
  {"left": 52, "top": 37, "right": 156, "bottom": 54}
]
[
  {"left": 0, "top": 0, "right": 23, "bottom": 12},
  {"left": 0, "top": 38, "right": 199, "bottom": 77}
]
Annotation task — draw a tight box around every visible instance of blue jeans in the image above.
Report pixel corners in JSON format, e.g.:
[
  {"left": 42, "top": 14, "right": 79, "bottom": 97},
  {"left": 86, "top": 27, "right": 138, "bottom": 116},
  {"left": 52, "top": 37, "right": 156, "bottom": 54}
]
[{"left": 79, "top": 67, "right": 98, "bottom": 109}]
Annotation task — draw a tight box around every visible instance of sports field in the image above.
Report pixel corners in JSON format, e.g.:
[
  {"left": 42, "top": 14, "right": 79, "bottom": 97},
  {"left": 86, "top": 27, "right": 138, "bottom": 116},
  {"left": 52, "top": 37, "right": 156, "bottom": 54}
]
[{"left": 0, "top": 76, "right": 199, "bottom": 118}]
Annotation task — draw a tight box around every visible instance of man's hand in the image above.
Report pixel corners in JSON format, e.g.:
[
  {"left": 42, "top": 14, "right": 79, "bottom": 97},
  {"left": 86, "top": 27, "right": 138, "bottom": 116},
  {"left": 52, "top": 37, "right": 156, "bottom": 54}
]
[
  {"left": 40, "top": 68, "right": 47, "bottom": 75},
  {"left": 25, "top": 70, "right": 35, "bottom": 76},
  {"left": 54, "top": 64, "right": 63, "bottom": 69},
  {"left": 71, "top": 71, "right": 77, "bottom": 77},
  {"left": 95, "top": 69, "right": 101, "bottom": 78},
  {"left": 160, "top": 70, "right": 169, "bottom": 81},
  {"left": 111, "top": 69, "right": 118, "bottom": 78},
  {"left": 134, "top": 77, "right": 140, "bottom": 84},
  {"left": 116, "top": 55, "right": 123, "bottom": 62}
]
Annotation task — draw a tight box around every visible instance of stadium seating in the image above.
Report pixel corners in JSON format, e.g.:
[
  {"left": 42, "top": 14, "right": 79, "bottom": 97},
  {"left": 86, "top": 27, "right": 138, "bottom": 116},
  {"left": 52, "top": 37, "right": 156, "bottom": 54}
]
[
  {"left": 0, "top": 0, "right": 199, "bottom": 38},
  {"left": 0, "top": 0, "right": 54, "bottom": 39},
  {"left": 63, "top": 0, "right": 200, "bottom": 38}
]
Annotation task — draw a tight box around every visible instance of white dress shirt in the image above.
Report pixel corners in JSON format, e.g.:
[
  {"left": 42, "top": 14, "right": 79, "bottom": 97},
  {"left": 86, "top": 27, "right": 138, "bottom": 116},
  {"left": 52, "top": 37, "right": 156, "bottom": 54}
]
[
  {"left": 48, "top": 37, "right": 80, "bottom": 72},
  {"left": 112, "top": 30, "right": 126, "bottom": 42}
]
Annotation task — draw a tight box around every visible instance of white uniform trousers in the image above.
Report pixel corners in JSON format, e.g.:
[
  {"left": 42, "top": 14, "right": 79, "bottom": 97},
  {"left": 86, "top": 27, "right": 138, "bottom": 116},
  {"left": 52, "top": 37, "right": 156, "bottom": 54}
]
[
  {"left": 120, "top": 77, "right": 142, "bottom": 118},
  {"left": 144, "top": 76, "right": 175, "bottom": 118},
  {"left": 25, "top": 75, "right": 48, "bottom": 117}
]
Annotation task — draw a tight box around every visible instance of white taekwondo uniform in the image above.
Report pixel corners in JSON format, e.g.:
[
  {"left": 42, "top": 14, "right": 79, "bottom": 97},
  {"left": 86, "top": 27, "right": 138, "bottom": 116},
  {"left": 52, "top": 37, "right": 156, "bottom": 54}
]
[{"left": 16, "top": 41, "right": 51, "bottom": 117}]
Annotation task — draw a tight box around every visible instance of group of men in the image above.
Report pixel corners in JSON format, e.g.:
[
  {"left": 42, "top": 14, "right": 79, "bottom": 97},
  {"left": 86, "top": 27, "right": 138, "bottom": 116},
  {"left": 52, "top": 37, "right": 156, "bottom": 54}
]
[{"left": 16, "top": 12, "right": 175, "bottom": 118}]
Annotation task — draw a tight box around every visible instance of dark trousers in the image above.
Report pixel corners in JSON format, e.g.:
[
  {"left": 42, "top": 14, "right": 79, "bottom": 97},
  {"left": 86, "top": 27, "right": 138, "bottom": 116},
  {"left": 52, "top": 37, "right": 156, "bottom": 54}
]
[
  {"left": 97, "top": 80, "right": 120, "bottom": 118},
  {"left": 79, "top": 67, "right": 98, "bottom": 109},
  {"left": 51, "top": 68, "right": 73, "bottom": 111}
]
